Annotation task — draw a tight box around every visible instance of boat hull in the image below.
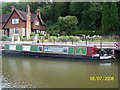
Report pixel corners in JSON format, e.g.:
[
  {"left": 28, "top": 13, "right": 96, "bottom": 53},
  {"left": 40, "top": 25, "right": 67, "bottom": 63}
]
[{"left": 2, "top": 50, "right": 113, "bottom": 61}]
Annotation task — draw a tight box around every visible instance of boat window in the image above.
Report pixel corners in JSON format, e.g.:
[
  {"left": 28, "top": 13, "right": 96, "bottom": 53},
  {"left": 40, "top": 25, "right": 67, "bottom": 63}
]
[{"left": 38, "top": 46, "right": 43, "bottom": 52}]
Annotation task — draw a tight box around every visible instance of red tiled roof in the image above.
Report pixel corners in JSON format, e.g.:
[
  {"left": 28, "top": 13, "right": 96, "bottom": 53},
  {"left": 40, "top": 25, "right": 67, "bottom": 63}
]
[
  {"left": 16, "top": 9, "right": 26, "bottom": 21},
  {"left": 0, "top": 24, "right": 3, "bottom": 29},
  {"left": 0, "top": 9, "right": 45, "bottom": 25},
  {"left": 0, "top": 14, "right": 10, "bottom": 23},
  {"left": 16, "top": 9, "right": 45, "bottom": 25}
]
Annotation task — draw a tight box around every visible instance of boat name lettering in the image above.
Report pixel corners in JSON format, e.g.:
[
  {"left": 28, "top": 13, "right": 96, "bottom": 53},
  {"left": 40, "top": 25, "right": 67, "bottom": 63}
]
[
  {"left": 23, "top": 46, "right": 30, "bottom": 51},
  {"left": 44, "top": 46, "right": 68, "bottom": 54},
  {"left": 9, "top": 45, "right": 16, "bottom": 50}
]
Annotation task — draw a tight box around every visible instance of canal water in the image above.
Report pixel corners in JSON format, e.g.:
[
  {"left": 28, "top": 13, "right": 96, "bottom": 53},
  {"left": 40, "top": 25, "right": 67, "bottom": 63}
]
[{"left": 2, "top": 55, "right": 119, "bottom": 88}]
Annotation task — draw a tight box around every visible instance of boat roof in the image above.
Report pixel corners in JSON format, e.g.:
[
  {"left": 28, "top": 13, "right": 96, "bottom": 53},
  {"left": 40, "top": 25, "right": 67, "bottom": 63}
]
[{"left": 6, "top": 42, "right": 96, "bottom": 47}]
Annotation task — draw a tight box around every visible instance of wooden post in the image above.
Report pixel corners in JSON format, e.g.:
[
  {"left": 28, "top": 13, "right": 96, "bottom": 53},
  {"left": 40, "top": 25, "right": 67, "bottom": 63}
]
[
  {"left": 72, "top": 38, "right": 73, "bottom": 45},
  {"left": 53, "top": 38, "right": 55, "bottom": 44},
  {"left": 100, "top": 37, "right": 102, "bottom": 56},
  {"left": 42, "top": 36, "right": 44, "bottom": 44},
  {"left": 85, "top": 36, "right": 87, "bottom": 45}
]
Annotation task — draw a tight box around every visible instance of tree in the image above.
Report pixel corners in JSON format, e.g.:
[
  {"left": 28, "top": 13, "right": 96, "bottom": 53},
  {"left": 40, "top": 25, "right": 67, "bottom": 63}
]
[
  {"left": 53, "top": 2, "right": 70, "bottom": 22},
  {"left": 102, "top": 3, "right": 119, "bottom": 35},
  {"left": 117, "top": 2, "right": 120, "bottom": 34},
  {"left": 58, "top": 16, "right": 78, "bottom": 35},
  {"left": 45, "top": 22, "right": 60, "bottom": 36},
  {"left": 2, "top": 2, "right": 14, "bottom": 14},
  {"left": 1, "top": 2, "right": 120, "bottom": 35},
  {"left": 110, "top": 3, "right": 119, "bottom": 34},
  {"left": 38, "top": 3, "right": 54, "bottom": 22},
  {"left": 101, "top": 3, "right": 110, "bottom": 35},
  {"left": 0, "top": 3, "right": 2, "bottom": 15},
  {"left": 88, "top": 3, "right": 102, "bottom": 30},
  {"left": 70, "top": 2, "right": 90, "bottom": 24}
]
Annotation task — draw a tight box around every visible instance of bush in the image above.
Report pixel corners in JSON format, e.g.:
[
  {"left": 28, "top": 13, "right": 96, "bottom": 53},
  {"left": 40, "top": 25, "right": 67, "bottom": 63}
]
[
  {"left": 48, "top": 36, "right": 57, "bottom": 42},
  {"left": 68, "top": 36, "right": 80, "bottom": 42},
  {"left": 30, "top": 32, "right": 36, "bottom": 37},
  {"left": 48, "top": 36, "right": 80, "bottom": 43},
  {"left": 73, "top": 36, "right": 80, "bottom": 42},
  {"left": 58, "top": 16, "right": 78, "bottom": 35},
  {"left": 46, "top": 22, "right": 60, "bottom": 36},
  {"left": 38, "top": 32, "right": 44, "bottom": 36},
  {"left": 2, "top": 35, "right": 9, "bottom": 41},
  {"left": 44, "top": 34, "right": 50, "bottom": 39},
  {"left": 58, "top": 36, "right": 69, "bottom": 42}
]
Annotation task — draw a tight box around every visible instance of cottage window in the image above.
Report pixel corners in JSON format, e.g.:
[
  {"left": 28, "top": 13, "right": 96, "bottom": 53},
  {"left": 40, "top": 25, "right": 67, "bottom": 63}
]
[
  {"left": 13, "top": 28, "right": 19, "bottom": 34},
  {"left": 12, "top": 18, "right": 19, "bottom": 24},
  {"left": 35, "top": 20, "right": 39, "bottom": 26}
]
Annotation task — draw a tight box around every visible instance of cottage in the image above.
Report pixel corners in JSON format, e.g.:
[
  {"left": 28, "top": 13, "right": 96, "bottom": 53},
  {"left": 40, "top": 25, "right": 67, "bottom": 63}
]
[{"left": 0, "top": 4, "right": 45, "bottom": 40}]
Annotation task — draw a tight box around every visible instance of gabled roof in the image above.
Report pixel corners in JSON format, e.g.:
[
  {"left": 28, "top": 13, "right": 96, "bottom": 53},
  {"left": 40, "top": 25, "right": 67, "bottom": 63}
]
[
  {"left": 0, "top": 8, "right": 45, "bottom": 26},
  {"left": 16, "top": 9, "right": 26, "bottom": 21},
  {"left": 16, "top": 9, "right": 45, "bottom": 25},
  {"left": 0, "top": 14, "right": 10, "bottom": 24}
]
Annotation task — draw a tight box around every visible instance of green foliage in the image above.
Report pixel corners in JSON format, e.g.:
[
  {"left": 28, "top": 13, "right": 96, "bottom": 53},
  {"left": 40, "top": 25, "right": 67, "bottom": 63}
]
[
  {"left": 81, "top": 3, "right": 102, "bottom": 30},
  {"left": 38, "top": 32, "right": 44, "bottom": 36},
  {"left": 48, "top": 36, "right": 58, "bottom": 42},
  {"left": 2, "top": 35, "right": 9, "bottom": 41},
  {"left": 74, "top": 30, "right": 93, "bottom": 35},
  {"left": 70, "top": 3, "right": 90, "bottom": 23},
  {"left": 1, "top": 2, "right": 120, "bottom": 36},
  {"left": 53, "top": 2, "right": 70, "bottom": 21},
  {"left": 46, "top": 22, "right": 60, "bottom": 36},
  {"left": 44, "top": 33, "right": 50, "bottom": 39},
  {"left": 102, "top": 3, "right": 119, "bottom": 35},
  {"left": 58, "top": 16, "right": 78, "bottom": 35},
  {"left": 102, "top": 3, "right": 110, "bottom": 35},
  {"left": 57, "top": 36, "right": 80, "bottom": 42},
  {"left": 30, "top": 32, "right": 36, "bottom": 37},
  {"left": 68, "top": 36, "right": 80, "bottom": 42},
  {"left": 58, "top": 36, "right": 69, "bottom": 42},
  {"left": 2, "top": 2, "right": 28, "bottom": 14},
  {"left": 0, "top": 3, "right": 2, "bottom": 15},
  {"left": 110, "top": 3, "right": 119, "bottom": 33},
  {"left": 39, "top": 3, "right": 54, "bottom": 22}
]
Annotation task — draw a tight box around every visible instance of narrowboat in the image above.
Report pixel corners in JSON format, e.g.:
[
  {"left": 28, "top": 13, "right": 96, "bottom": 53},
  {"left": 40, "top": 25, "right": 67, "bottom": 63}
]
[{"left": 2, "top": 43, "right": 114, "bottom": 60}]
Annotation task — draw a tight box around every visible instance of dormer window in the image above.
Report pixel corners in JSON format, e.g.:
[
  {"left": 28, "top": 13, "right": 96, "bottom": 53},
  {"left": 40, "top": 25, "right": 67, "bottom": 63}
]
[
  {"left": 12, "top": 18, "right": 19, "bottom": 24},
  {"left": 35, "top": 20, "right": 39, "bottom": 26}
]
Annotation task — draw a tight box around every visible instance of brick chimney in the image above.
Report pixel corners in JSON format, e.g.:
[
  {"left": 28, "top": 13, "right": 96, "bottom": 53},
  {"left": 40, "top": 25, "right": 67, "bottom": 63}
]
[
  {"left": 26, "top": 4, "right": 31, "bottom": 40},
  {"left": 36, "top": 9, "right": 41, "bottom": 17},
  {"left": 26, "top": 4, "right": 30, "bottom": 13},
  {"left": 11, "top": 6, "right": 15, "bottom": 12}
]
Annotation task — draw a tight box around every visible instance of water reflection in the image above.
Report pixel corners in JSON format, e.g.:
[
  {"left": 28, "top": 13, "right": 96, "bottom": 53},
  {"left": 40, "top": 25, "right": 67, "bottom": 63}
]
[
  {"left": 100, "top": 63, "right": 112, "bottom": 66},
  {"left": 2, "top": 56, "right": 119, "bottom": 88}
]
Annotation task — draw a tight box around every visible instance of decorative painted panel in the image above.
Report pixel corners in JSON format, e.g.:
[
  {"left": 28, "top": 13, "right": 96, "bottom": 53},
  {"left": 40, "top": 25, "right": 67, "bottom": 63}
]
[
  {"left": 16, "top": 45, "right": 22, "bottom": 50},
  {"left": 68, "top": 47, "right": 74, "bottom": 54},
  {"left": 31, "top": 46, "right": 38, "bottom": 52},
  {"left": 44, "top": 46, "right": 68, "bottom": 54},
  {"left": 75, "top": 47, "right": 87, "bottom": 55},
  {"left": 9, "top": 45, "right": 16, "bottom": 50},
  {"left": 5, "top": 44, "right": 9, "bottom": 50}
]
